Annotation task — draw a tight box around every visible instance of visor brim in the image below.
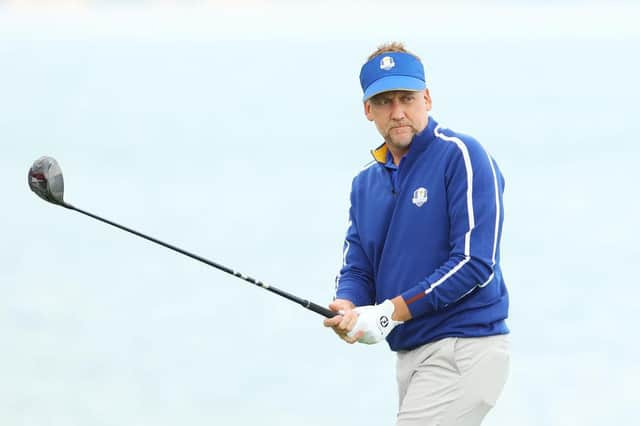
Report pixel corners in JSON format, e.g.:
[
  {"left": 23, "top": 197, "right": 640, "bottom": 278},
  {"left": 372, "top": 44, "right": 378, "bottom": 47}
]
[{"left": 362, "top": 76, "right": 426, "bottom": 102}]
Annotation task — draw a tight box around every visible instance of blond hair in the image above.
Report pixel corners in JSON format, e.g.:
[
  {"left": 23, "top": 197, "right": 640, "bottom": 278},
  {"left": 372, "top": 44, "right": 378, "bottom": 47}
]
[{"left": 367, "top": 42, "right": 421, "bottom": 62}]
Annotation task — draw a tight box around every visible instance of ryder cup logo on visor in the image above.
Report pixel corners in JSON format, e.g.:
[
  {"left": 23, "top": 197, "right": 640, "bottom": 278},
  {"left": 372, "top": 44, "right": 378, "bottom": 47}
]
[
  {"left": 412, "top": 187, "right": 428, "bottom": 207},
  {"left": 380, "top": 56, "right": 395, "bottom": 70}
]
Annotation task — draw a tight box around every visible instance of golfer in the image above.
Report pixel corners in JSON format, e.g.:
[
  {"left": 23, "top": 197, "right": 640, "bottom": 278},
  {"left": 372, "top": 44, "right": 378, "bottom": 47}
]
[{"left": 324, "top": 42, "right": 510, "bottom": 425}]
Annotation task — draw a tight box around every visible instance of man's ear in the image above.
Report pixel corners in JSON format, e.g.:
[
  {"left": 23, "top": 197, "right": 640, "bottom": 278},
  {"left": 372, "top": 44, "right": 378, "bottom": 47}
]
[
  {"left": 364, "top": 100, "right": 374, "bottom": 121},
  {"left": 424, "top": 89, "right": 433, "bottom": 111}
]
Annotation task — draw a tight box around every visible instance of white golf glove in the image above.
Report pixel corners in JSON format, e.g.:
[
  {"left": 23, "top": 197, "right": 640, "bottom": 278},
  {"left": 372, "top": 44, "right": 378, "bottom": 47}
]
[{"left": 347, "top": 299, "right": 404, "bottom": 344}]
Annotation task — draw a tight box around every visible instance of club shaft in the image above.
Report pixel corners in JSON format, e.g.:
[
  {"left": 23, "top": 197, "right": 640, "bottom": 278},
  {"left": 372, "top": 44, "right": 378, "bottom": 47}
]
[{"left": 63, "top": 203, "right": 337, "bottom": 318}]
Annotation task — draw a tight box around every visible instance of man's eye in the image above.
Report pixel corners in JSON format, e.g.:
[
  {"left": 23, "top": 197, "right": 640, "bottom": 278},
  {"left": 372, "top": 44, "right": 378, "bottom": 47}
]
[{"left": 402, "top": 95, "right": 415, "bottom": 103}]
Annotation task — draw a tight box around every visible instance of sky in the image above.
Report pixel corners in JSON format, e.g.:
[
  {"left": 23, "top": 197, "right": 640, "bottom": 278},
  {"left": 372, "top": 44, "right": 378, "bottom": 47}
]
[{"left": 1, "top": 1, "right": 639, "bottom": 425}]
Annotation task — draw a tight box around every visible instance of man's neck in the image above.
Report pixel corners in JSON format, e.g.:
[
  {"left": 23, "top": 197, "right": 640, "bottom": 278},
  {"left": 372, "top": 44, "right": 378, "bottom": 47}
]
[{"left": 386, "top": 144, "right": 409, "bottom": 166}]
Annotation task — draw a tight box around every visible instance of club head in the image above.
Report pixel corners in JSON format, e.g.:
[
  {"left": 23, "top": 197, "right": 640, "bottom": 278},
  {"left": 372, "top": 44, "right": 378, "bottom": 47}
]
[{"left": 28, "top": 156, "right": 66, "bottom": 206}]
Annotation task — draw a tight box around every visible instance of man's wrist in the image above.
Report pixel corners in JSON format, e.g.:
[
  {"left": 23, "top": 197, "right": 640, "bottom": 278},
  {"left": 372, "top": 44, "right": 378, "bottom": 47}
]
[{"left": 391, "top": 296, "right": 412, "bottom": 322}]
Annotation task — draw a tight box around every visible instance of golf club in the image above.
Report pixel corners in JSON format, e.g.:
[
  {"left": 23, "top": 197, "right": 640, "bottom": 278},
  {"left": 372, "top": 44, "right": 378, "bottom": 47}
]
[{"left": 28, "top": 156, "right": 337, "bottom": 318}]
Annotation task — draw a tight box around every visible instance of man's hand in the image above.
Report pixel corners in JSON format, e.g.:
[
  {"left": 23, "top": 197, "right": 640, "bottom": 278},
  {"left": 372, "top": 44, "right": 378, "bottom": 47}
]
[
  {"left": 324, "top": 299, "right": 405, "bottom": 345},
  {"left": 323, "top": 299, "right": 363, "bottom": 344},
  {"left": 347, "top": 299, "right": 404, "bottom": 344}
]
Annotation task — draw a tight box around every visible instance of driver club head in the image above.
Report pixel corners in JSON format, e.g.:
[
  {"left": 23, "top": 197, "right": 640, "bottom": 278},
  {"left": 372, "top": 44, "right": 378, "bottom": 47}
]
[{"left": 28, "top": 156, "right": 66, "bottom": 206}]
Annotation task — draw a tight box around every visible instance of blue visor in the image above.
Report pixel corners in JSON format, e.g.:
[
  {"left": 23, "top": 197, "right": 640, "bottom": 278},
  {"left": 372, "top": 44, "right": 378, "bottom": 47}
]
[{"left": 359, "top": 52, "right": 426, "bottom": 101}]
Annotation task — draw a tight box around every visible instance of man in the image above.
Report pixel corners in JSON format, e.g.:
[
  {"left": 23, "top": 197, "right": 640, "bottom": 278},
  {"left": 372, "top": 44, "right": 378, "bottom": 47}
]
[{"left": 324, "top": 42, "right": 510, "bottom": 425}]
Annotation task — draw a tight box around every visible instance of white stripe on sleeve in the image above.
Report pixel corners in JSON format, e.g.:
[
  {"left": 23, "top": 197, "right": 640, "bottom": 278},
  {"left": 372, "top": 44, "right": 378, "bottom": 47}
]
[{"left": 423, "top": 125, "right": 500, "bottom": 298}]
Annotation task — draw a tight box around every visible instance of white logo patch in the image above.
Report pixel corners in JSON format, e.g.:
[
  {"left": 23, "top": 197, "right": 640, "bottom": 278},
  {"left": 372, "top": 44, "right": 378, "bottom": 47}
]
[
  {"left": 412, "top": 187, "right": 428, "bottom": 207},
  {"left": 380, "top": 56, "right": 395, "bottom": 70}
]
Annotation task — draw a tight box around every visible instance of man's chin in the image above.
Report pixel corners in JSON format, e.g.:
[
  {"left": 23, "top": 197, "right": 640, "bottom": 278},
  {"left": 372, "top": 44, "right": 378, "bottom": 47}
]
[{"left": 388, "top": 136, "right": 414, "bottom": 149}]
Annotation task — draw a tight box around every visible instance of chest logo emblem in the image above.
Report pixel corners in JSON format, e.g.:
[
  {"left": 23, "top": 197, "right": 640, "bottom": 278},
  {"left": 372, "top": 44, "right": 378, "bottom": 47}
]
[
  {"left": 412, "top": 187, "right": 428, "bottom": 207},
  {"left": 380, "top": 56, "right": 395, "bottom": 70}
]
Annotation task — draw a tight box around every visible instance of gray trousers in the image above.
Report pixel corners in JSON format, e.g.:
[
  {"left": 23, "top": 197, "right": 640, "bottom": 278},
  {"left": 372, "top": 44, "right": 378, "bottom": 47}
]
[{"left": 396, "top": 335, "right": 510, "bottom": 426}]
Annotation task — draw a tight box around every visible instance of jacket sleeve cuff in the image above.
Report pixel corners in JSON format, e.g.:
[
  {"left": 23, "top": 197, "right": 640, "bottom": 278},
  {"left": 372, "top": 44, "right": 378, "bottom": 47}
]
[
  {"left": 335, "top": 278, "right": 374, "bottom": 307},
  {"left": 400, "top": 285, "right": 433, "bottom": 319}
]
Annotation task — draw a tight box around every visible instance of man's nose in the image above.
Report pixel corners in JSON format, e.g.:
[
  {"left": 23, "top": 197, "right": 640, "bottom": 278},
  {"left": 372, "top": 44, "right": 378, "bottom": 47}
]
[{"left": 390, "top": 100, "right": 405, "bottom": 120}]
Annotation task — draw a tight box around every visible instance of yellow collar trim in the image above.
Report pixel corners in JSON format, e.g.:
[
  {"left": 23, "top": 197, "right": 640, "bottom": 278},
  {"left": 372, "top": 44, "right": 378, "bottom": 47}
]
[{"left": 371, "top": 143, "right": 388, "bottom": 164}]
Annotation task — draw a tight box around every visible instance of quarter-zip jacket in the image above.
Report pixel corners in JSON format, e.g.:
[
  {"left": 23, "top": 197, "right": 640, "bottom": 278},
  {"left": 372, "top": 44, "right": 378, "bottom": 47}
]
[{"left": 336, "top": 117, "right": 509, "bottom": 351}]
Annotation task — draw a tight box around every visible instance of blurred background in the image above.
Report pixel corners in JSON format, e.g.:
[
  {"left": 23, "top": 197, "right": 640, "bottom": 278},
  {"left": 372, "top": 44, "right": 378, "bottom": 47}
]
[{"left": 1, "top": 1, "right": 639, "bottom": 425}]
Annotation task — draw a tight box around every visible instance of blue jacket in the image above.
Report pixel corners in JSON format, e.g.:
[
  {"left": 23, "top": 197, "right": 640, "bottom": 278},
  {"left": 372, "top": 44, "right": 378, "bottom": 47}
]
[{"left": 335, "top": 117, "right": 509, "bottom": 351}]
